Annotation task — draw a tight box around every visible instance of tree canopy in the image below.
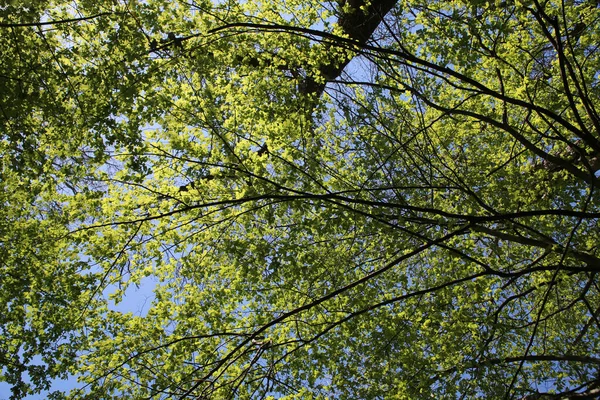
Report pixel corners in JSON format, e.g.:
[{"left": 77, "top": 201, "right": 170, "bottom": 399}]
[{"left": 2, "top": 0, "right": 600, "bottom": 398}]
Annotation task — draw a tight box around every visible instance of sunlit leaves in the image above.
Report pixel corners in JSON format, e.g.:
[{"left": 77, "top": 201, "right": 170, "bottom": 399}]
[{"left": 2, "top": 0, "right": 600, "bottom": 398}]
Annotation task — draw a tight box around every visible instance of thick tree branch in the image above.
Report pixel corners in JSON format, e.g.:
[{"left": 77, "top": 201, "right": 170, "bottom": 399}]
[{"left": 211, "top": 0, "right": 399, "bottom": 96}]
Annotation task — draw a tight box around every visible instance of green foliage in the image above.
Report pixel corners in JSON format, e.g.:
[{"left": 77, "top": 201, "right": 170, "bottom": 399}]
[{"left": 2, "top": 0, "right": 600, "bottom": 398}]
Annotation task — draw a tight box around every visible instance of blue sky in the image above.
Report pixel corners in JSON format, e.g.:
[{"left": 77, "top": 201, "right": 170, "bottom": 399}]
[{"left": 0, "top": 276, "right": 157, "bottom": 400}]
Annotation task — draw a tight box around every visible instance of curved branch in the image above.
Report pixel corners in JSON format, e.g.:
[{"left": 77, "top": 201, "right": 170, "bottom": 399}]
[
  {"left": 0, "top": 12, "right": 119, "bottom": 28},
  {"left": 209, "top": 22, "right": 598, "bottom": 148},
  {"left": 178, "top": 223, "right": 472, "bottom": 398}
]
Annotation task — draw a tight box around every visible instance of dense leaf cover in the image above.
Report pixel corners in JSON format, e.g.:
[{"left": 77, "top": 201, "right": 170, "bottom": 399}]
[{"left": 2, "top": 0, "right": 600, "bottom": 398}]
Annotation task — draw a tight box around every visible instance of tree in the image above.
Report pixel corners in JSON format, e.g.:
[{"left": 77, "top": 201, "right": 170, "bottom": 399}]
[{"left": 1, "top": 0, "right": 600, "bottom": 398}]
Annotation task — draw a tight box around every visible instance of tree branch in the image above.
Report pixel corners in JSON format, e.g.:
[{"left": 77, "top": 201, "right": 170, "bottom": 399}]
[{"left": 0, "top": 12, "right": 119, "bottom": 28}]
